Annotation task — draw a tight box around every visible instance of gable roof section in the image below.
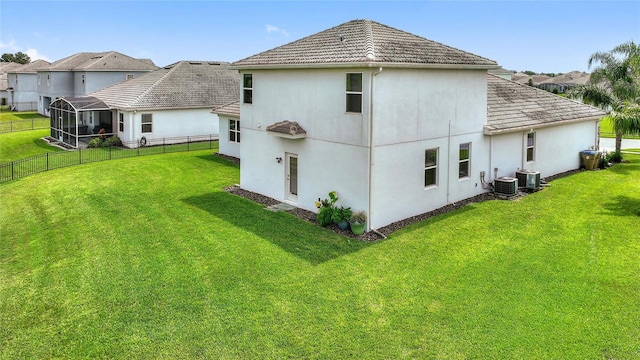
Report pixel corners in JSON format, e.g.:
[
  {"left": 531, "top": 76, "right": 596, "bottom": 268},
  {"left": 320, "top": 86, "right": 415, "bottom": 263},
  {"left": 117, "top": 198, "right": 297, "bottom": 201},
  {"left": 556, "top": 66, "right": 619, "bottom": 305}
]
[
  {"left": 88, "top": 61, "right": 239, "bottom": 110},
  {"left": 7, "top": 59, "right": 51, "bottom": 74},
  {"left": 47, "top": 51, "right": 158, "bottom": 71},
  {"left": 485, "top": 74, "right": 606, "bottom": 135},
  {"left": 232, "top": 19, "right": 497, "bottom": 69}
]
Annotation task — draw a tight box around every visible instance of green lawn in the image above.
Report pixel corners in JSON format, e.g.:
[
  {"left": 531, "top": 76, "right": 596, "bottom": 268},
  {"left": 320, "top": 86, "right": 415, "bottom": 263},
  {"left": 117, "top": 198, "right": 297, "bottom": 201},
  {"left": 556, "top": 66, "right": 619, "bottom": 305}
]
[
  {"left": 600, "top": 117, "right": 640, "bottom": 139},
  {"left": 1, "top": 151, "right": 639, "bottom": 359},
  {"left": 0, "top": 129, "right": 62, "bottom": 163},
  {"left": 0, "top": 111, "right": 50, "bottom": 133}
]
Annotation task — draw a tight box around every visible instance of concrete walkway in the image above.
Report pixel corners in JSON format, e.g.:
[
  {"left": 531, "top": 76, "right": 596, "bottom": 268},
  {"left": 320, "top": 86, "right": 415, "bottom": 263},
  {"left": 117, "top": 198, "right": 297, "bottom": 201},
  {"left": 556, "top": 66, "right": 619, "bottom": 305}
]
[{"left": 599, "top": 138, "right": 640, "bottom": 153}]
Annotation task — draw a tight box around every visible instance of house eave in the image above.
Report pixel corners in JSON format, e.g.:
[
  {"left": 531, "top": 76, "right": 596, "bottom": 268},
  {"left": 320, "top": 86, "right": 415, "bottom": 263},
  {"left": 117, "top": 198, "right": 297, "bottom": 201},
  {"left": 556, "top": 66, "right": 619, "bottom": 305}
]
[
  {"left": 230, "top": 62, "right": 499, "bottom": 71},
  {"left": 266, "top": 131, "right": 307, "bottom": 140},
  {"left": 483, "top": 115, "right": 603, "bottom": 135}
]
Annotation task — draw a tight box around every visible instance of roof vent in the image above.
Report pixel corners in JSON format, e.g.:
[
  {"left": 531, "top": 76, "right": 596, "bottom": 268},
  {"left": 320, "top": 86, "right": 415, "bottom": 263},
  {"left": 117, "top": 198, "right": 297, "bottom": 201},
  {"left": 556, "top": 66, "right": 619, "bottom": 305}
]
[
  {"left": 515, "top": 169, "right": 540, "bottom": 190},
  {"left": 494, "top": 177, "right": 518, "bottom": 197}
]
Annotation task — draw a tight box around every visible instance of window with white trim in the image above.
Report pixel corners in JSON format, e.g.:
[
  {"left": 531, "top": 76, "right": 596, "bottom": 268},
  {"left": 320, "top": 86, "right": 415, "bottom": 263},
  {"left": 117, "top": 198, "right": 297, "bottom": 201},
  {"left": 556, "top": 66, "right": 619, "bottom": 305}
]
[
  {"left": 37, "top": 74, "right": 41, "bottom": 85},
  {"left": 119, "top": 113, "right": 124, "bottom": 132},
  {"left": 47, "top": 74, "right": 50, "bottom": 86},
  {"left": 346, "top": 73, "right": 362, "bottom": 113},
  {"left": 141, "top": 114, "right": 152, "bottom": 133},
  {"left": 526, "top": 132, "right": 535, "bottom": 162},
  {"left": 229, "top": 119, "right": 240, "bottom": 143},
  {"left": 126, "top": 74, "right": 134, "bottom": 80},
  {"left": 82, "top": 74, "right": 85, "bottom": 84},
  {"left": 243, "top": 74, "right": 253, "bottom": 104},
  {"left": 459, "top": 142, "right": 471, "bottom": 178},
  {"left": 424, "top": 148, "right": 438, "bottom": 187}
]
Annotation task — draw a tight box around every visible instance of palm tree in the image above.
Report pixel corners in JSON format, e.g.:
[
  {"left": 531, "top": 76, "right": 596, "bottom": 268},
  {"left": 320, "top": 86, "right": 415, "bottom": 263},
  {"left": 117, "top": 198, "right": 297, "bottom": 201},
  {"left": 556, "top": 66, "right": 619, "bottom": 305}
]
[{"left": 570, "top": 41, "right": 640, "bottom": 153}]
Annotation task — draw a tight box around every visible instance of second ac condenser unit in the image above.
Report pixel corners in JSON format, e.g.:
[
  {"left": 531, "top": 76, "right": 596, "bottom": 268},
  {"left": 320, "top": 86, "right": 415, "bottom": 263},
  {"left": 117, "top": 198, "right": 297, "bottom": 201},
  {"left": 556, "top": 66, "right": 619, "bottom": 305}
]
[{"left": 516, "top": 169, "right": 541, "bottom": 190}]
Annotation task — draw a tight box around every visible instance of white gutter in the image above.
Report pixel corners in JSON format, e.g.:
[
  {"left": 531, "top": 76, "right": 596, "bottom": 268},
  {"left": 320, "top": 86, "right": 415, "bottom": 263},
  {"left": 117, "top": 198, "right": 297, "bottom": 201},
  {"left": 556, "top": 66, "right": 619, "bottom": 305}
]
[
  {"left": 483, "top": 115, "right": 604, "bottom": 135},
  {"left": 230, "top": 62, "right": 499, "bottom": 71}
]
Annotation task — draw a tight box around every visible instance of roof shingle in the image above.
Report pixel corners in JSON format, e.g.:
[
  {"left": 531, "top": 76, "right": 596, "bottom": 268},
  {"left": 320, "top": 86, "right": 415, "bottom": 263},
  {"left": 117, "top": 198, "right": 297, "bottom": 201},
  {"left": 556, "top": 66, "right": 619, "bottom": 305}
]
[
  {"left": 232, "top": 19, "right": 497, "bottom": 69},
  {"left": 88, "top": 61, "right": 239, "bottom": 110},
  {"left": 485, "top": 74, "right": 606, "bottom": 134}
]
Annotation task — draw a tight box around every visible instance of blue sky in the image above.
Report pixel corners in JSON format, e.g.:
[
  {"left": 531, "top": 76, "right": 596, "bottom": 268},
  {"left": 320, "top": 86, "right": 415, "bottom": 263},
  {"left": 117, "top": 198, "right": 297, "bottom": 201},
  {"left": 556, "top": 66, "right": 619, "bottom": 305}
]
[{"left": 1, "top": 1, "right": 638, "bottom": 73}]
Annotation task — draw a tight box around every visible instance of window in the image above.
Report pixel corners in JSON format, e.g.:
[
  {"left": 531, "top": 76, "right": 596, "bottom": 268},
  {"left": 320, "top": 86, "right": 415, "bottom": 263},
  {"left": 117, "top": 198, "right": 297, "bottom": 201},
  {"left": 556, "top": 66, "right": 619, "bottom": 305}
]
[
  {"left": 47, "top": 74, "right": 50, "bottom": 86},
  {"left": 346, "top": 73, "right": 362, "bottom": 113},
  {"left": 526, "top": 132, "right": 535, "bottom": 162},
  {"left": 81, "top": 74, "right": 85, "bottom": 84},
  {"left": 37, "top": 74, "right": 41, "bottom": 85},
  {"left": 243, "top": 74, "right": 253, "bottom": 104},
  {"left": 424, "top": 148, "right": 438, "bottom": 187},
  {"left": 141, "top": 114, "right": 152, "bottom": 133},
  {"left": 119, "top": 113, "right": 124, "bottom": 132},
  {"left": 459, "top": 142, "right": 471, "bottom": 178},
  {"left": 229, "top": 119, "right": 240, "bottom": 143},
  {"left": 126, "top": 74, "right": 134, "bottom": 80}
]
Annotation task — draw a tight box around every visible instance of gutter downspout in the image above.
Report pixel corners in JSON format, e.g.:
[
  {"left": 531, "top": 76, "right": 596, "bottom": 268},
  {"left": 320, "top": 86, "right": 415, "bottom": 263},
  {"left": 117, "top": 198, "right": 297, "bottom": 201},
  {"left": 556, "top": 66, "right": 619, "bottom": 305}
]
[{"left": 368, "top": 66, "right": 383, "bottom": 232}]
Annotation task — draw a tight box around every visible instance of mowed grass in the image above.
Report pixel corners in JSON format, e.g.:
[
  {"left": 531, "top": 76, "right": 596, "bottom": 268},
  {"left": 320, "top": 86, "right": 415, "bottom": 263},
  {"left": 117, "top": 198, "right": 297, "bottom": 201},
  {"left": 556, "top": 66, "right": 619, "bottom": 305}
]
[
  {"left": 1, "top": 151, "right": 639, "bottom": 359},
  {"left": 0, "top": 129, "right": 62, "bottom": 163},
  {"left": 0, "top": 111, "right": 49, "bottom": 133},
  {"left": 600, "top": 117, "right": 640, "bottom": 139}
]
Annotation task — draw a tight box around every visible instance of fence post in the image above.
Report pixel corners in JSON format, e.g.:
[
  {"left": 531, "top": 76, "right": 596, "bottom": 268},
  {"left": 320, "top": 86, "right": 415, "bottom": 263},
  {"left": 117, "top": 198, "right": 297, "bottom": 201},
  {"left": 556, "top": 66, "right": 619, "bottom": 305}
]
[
  {"left": 11, "top": 162, "right": 14, "bottom": 180},
  {"left": 47, "top": 153, "right": 49, "bottom": 171},
  {"left": 32, "top": 118, "right": 34, "bottom": 130},
  {"left": 79, "top": 148, "right": 82, "bottom": 164},
  {"left": 163, "top": 138, "right": 166, "bottom": 153},
  {"left": 187, "top": 136, "right": 190, "bottom": 151},
  {"left": 109, "top": 144, "right": 112, "bottom": 160}
]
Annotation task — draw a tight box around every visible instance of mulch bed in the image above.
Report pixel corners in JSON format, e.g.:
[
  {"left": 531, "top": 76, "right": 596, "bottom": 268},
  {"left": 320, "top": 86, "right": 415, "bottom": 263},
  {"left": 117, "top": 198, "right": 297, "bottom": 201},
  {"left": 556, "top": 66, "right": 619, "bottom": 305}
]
[{"left": 218, "top": 151, "right": 588, "bottom": 242}]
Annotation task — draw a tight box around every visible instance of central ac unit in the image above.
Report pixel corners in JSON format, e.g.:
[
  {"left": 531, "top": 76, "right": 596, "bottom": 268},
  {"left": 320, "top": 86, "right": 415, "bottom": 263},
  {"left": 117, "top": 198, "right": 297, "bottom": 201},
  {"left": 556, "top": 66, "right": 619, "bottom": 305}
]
[
  {"left": 516, "top": 169, "right": 541, "bottom": 190},
  {"left": 494, "top": 176, "right": 518, "bottom": 196}
]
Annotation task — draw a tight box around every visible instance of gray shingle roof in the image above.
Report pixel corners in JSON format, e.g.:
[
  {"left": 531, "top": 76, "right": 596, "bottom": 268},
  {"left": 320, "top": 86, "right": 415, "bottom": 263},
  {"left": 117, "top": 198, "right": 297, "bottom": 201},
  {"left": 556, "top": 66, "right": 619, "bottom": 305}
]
[
  {"left": 266, "top": 120, "right": 307, "bottom": 138},
  {"left": 485, "top": 74, "right": 606, "bottom": 134},
  {"left": 233, "top": 19, "right": 497, "bottom": 69},
  {"left": 212, "top": 100, "right": 240, "bottom": 117},
  {"left": 48, "top": 51, "right": 158, "bottom": 71},
  {"left": 7, "top": 59, "right": 51, "bottom": 73},
  {"left": 88, "top": 61, "right": 239, "bottom": 110}
]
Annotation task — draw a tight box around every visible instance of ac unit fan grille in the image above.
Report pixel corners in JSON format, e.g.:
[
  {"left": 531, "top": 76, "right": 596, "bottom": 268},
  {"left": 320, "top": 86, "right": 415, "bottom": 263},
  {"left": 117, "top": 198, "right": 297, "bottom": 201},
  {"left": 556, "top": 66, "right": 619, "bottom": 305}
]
[{"left": 494, "top": 177, "right": 518, "bottom": 196}]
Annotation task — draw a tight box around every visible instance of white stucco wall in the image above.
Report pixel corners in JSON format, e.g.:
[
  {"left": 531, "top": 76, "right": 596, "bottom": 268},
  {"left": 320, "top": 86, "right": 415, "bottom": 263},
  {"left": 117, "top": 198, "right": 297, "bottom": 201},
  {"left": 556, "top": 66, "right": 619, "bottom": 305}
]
[
  {"left": 369, "top": 69, "right": 490, "bottom": 228},
  {"left": 218, "top": 115, "right": 241, "bottom": 159},
  {"left": 117, "top": 108, "right": 219, "bottom": 146},
  {"left": 8, "top": 73, "right": 39, "bottom": 111},
  {"left": 490, "top": 120, "right": 599, "bottom": 178}
]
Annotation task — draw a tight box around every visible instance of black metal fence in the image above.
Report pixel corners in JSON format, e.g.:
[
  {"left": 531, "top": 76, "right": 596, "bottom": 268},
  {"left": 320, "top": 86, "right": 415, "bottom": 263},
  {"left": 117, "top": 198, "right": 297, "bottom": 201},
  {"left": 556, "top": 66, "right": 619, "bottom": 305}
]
[
  {"left": 0, "top": 134, "right": 219, "bottom": 183},
  {"left": 0, "top": 118, "right": 50, "bottom": 133}
]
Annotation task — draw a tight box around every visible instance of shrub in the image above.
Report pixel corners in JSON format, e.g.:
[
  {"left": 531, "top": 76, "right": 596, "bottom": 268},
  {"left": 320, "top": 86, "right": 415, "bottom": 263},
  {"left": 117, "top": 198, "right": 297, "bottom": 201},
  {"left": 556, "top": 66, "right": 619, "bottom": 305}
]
[
  {"left": 103, "top": 136, "right": 122, "bottom": 147},
  {"left": 349, "top": 210, "right": 367, "bottom": 225},
  {"left": 314, "top": 191, "right": 338, "bottom": 227},
  {"left": 87, "top": 138, "right": 103, "bottom": 148},
  {"left": 608, "top": 151, "right": 623, "bottom": 163},
  {"left": 331, "top": 206, "right": 352, "bottom": 224}
]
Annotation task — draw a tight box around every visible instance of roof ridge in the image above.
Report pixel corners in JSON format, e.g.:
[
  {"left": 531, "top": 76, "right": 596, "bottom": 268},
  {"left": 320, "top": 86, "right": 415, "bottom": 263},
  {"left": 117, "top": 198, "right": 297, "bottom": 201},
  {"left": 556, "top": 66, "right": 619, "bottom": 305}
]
[
  {"left": 83, "top": 51, "right": 115, "bottom": 68},
  {"left": 364, "top": 19, "right": 375, "bottom": 60},
  {"left": 128, "top": 62, "right": 179, "bottom": 107}
]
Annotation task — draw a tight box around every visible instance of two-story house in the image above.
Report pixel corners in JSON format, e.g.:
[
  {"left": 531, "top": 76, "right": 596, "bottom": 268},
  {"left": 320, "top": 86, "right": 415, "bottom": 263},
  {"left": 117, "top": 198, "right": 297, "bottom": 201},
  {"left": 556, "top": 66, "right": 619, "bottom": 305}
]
[
  {"left": 49, "top": 61, "right": 239, "bottom": 148},
  {"left": 221, "top": 19, "right": 605, "bottom": 232},
  {"left": 0, "top": 62, "right": 22, "bottom": 107},
  {"left": 37, "top": 51, "right": 158, "bottom": 116},
  {"left": 5, "top": 60, "right": 51, "bottom": 111}
]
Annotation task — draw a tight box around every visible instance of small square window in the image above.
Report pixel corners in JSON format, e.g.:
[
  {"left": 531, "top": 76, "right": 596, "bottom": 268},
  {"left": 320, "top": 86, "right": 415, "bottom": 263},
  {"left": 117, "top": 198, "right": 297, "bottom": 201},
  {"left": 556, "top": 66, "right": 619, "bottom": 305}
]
[
  {"left": 229, "top": 119, "right": 240, "bottom": 143},
  {"left": 141, "top": 114, "right": 152, "bottom": 133}
]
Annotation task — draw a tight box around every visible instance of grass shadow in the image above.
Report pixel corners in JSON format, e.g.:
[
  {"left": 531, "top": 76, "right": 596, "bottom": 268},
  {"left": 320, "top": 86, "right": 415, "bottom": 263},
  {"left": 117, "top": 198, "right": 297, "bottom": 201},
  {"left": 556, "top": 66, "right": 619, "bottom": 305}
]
[
  {"left": 195, "top": 154, "right": 239, "bottom": 168},
  {"left": 182, "top": 191, "right": 373, "bottom": 265},
  {"left": 601, "top": 195, "right": 640, "bottom": 217}
]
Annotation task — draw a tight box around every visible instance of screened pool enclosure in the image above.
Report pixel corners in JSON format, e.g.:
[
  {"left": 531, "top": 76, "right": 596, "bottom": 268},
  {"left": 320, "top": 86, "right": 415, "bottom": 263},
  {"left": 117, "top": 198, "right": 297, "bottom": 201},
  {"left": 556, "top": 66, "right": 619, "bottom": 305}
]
[{"left": 49, "top": 97, "right": 114, "bottom": 148}]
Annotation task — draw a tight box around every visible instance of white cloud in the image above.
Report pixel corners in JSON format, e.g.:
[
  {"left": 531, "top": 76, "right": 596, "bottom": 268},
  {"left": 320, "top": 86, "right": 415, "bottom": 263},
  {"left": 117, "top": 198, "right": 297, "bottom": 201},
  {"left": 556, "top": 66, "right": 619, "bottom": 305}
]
[
  {"left": 0, "top": 38, "right": 50, "bottom": 62},
  {"left": 0, "top": 39, "right": 19, "bottom": 51},
  {"left": 24, "top": 48, "right": 51, "bottom": 62},
  {"left": 266, "top": 24, "right": 289, "bottom": 37}
]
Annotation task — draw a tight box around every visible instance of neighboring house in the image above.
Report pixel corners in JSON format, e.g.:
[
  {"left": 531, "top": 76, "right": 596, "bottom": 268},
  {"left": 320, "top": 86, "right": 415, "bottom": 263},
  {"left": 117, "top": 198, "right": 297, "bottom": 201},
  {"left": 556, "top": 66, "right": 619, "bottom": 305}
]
[
  {"left": 5, "top": 60, "right": 51, "bottom": 111},
  {"left": 0, "top": 62, "right": 22, "bottom": 106},
  {"left": 37, "top": 51, "right": 158, "bottom": 116},
  {"left": 212, "top": 101, "right": 241, "bottom": 158},
  {"left": 49, "top": 61, "right": 239, "bottom": 148},
  {"left": 228, "top": 19, "right": 606, "bottom": 231}
]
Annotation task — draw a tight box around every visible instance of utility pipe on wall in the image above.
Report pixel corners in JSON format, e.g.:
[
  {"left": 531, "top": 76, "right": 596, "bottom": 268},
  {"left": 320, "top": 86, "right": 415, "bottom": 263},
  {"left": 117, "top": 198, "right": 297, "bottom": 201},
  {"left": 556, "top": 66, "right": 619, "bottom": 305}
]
[{"left": 367, "top": 66, "right": 383, "bottom": 231}]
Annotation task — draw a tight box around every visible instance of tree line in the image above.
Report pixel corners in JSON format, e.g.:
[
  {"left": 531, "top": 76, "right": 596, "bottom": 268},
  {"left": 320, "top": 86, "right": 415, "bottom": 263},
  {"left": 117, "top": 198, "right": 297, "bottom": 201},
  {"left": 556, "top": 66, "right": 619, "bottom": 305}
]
[{"left": 0, "top": 52, "right": 31, "bottom": 64}]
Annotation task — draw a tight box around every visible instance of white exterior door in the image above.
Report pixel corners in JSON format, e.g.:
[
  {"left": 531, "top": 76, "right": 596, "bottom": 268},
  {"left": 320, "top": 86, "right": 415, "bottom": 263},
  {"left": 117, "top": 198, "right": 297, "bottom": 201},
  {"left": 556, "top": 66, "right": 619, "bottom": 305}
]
[{"left": 286, "top": 153, "right": 298, "bottom": 202}]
